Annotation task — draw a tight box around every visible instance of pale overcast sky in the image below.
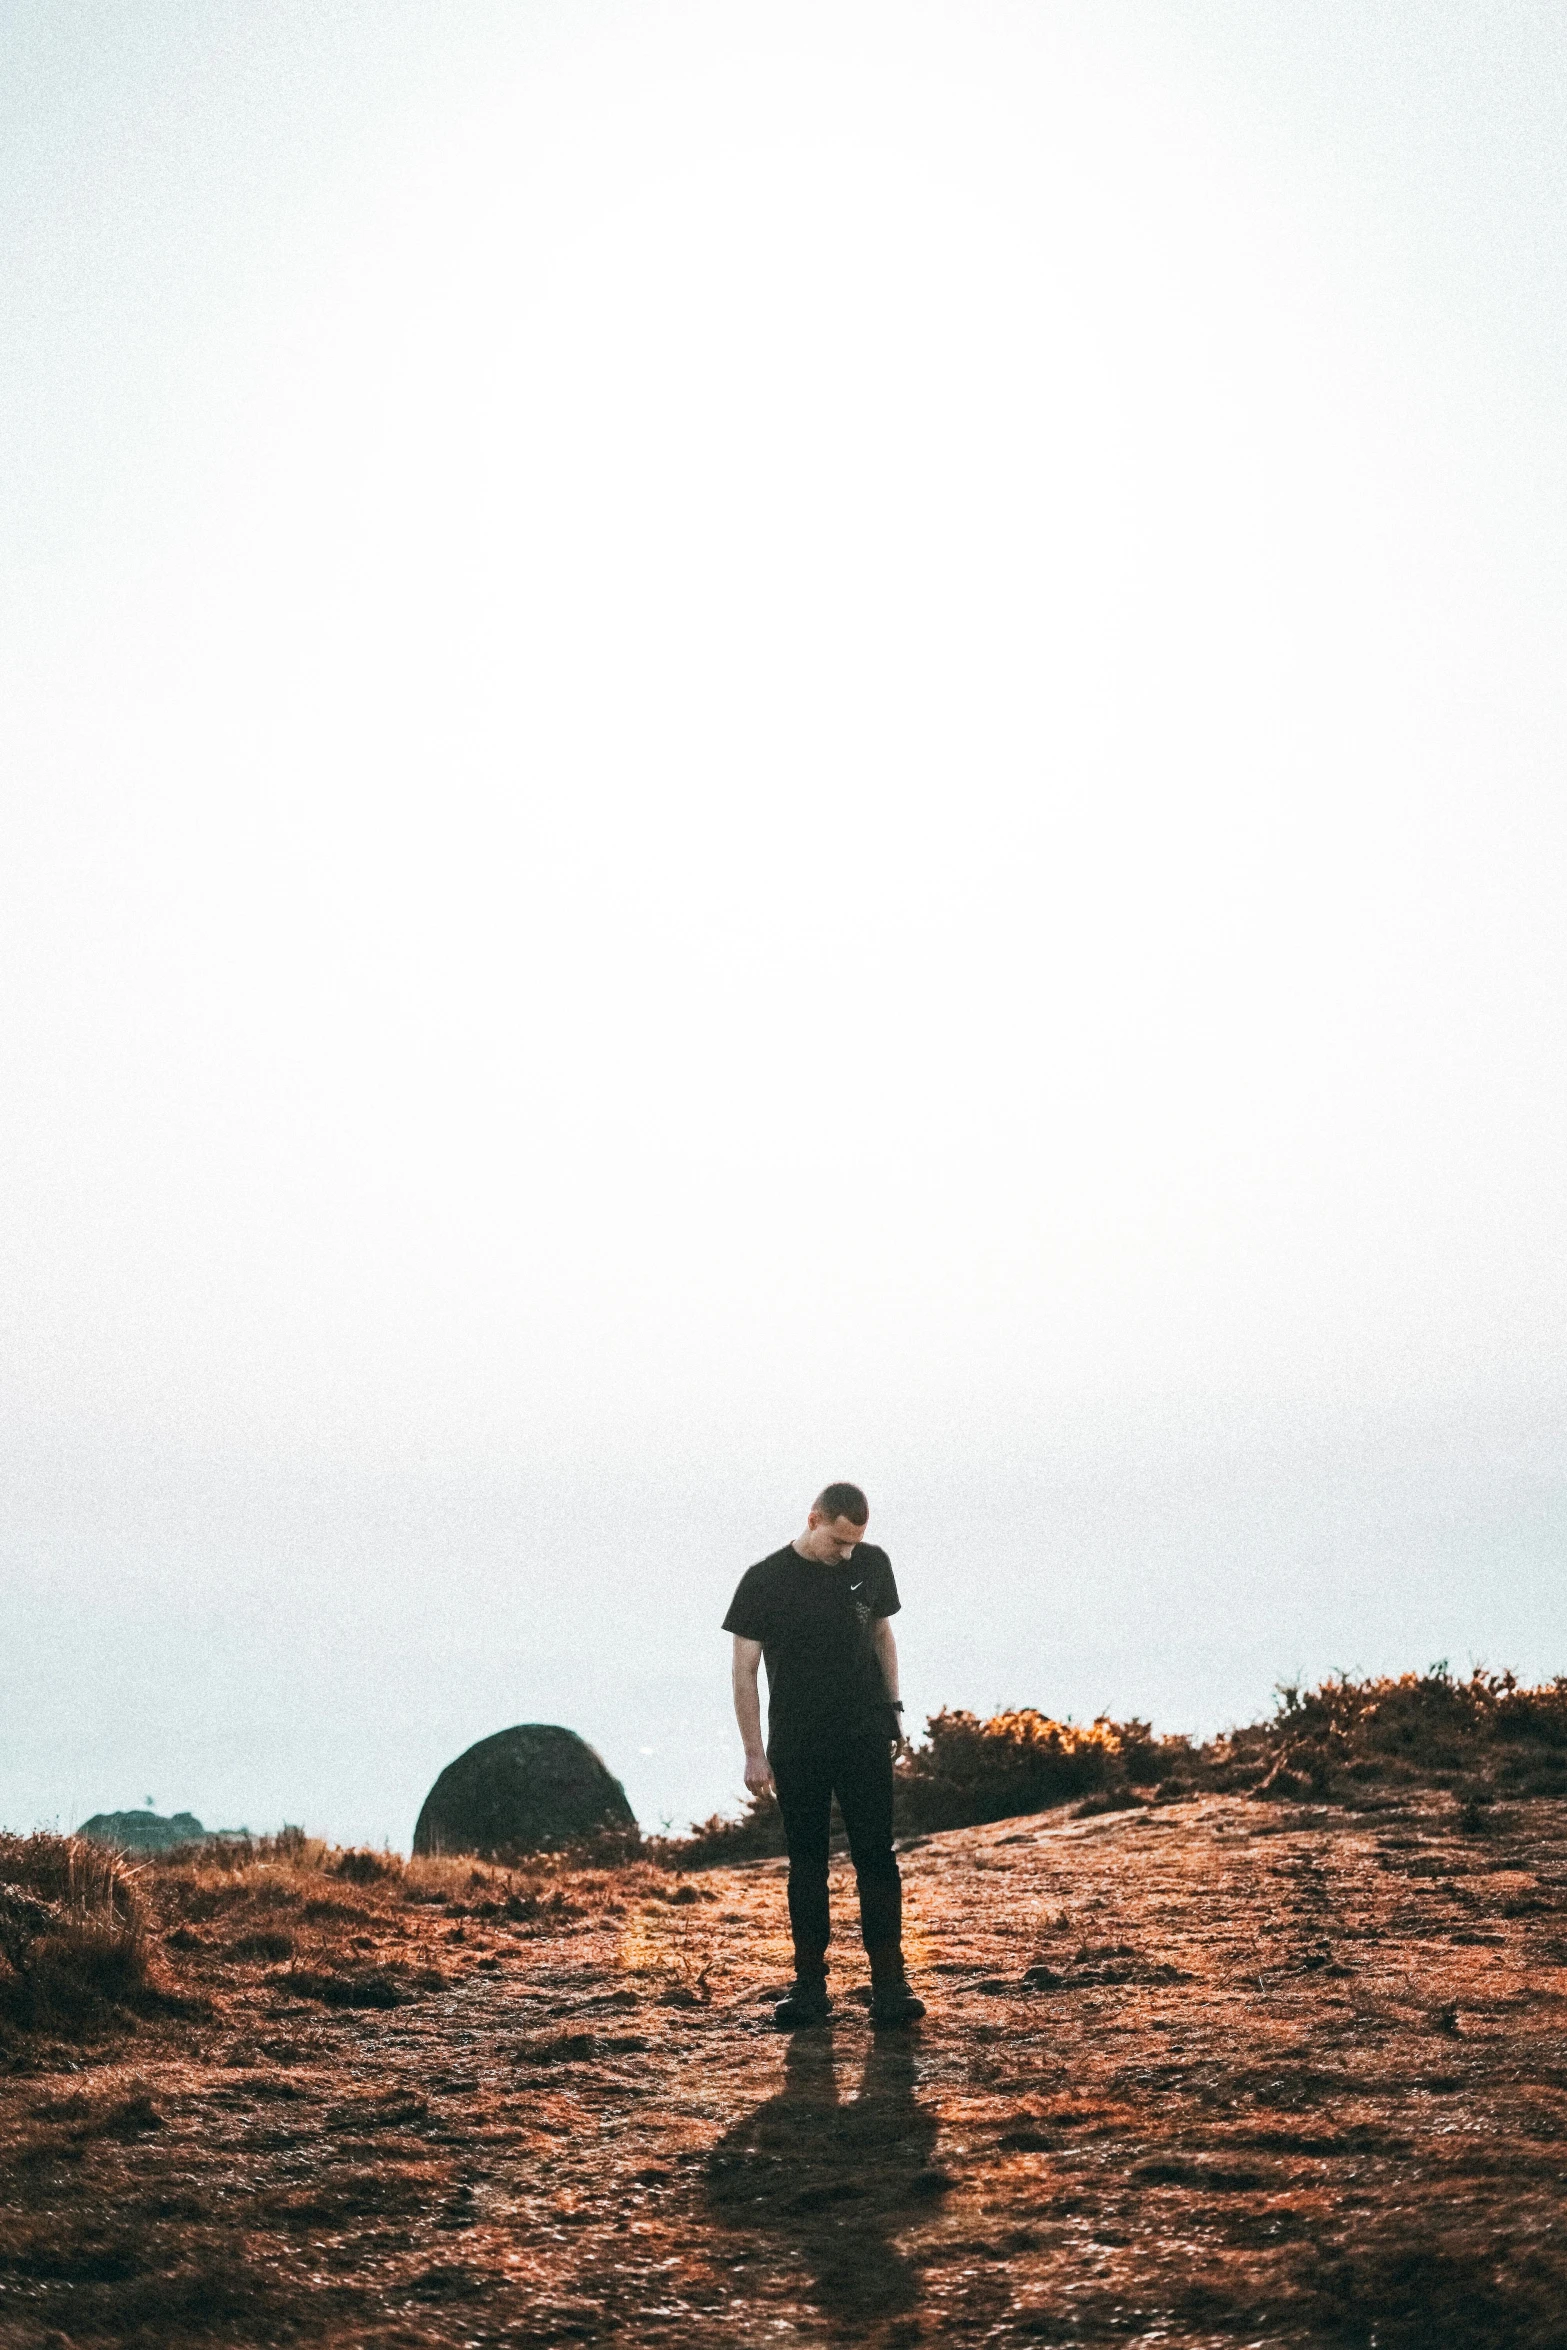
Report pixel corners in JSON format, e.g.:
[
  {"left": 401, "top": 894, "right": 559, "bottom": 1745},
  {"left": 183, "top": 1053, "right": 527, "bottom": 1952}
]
[{"left": 4, "top": 2, "right": 1564, "bottom": 1844}]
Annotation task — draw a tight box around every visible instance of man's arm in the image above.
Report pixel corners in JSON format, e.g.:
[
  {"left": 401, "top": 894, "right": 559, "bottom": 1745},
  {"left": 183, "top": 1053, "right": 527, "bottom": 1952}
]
[
  {"left": 871, "top": 1617, "right": 911, "bottom": 1758},
  {"left": 731, "top": 1635, "right": 775, "bottom": 1796}
]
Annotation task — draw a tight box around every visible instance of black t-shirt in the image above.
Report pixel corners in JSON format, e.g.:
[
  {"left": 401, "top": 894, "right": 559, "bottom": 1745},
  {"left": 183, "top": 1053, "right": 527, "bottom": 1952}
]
[{"left": 722, "top": 1542, "right": 901, "bottom": 1748}]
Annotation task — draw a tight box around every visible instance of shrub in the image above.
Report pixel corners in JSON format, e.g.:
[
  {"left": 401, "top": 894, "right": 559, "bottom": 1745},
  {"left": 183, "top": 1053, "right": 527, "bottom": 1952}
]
[
  {"left": 670, "top": 1705, "right": 1170, "bottom": 1863},
  {"left": 1208, "top": 1668, "right": 1567, "bottom": 1806},
  {"left": 0, "top": 1832, "right": 157, "bottom": 2036},
  {"left": 895, "top": 1707, "right": 1148, "bottom": 1833},
  {"left": 193, "top": 1827, "right": 324, "bottom": 1875},
  {"left": 673, "top": 1792, "right": 790, "bottom": 1868},
  {"left": 333, "top": 1847, "right": 403, "bottom": 1884}
]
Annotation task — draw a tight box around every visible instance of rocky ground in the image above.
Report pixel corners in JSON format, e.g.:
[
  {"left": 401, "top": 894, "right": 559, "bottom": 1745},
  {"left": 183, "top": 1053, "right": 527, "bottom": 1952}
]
[{"left": 3, "top": 1791, "right": 1566, "bottom": 2348}]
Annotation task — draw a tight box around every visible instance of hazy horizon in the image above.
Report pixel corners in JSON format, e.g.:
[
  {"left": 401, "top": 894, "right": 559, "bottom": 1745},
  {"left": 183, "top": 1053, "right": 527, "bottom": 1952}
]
[{"left": 5, "top": 1, "right": 1565, "bottom": 1847}]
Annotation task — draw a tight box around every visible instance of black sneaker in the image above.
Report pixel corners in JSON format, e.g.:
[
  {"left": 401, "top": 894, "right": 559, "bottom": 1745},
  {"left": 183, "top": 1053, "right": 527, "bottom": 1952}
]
[
  {"left": 773, "top": 1978, "right": 832, "bottom": 2029},
  {"left": 870, "top": 1977, "right": 926, "bottom": 2026}
]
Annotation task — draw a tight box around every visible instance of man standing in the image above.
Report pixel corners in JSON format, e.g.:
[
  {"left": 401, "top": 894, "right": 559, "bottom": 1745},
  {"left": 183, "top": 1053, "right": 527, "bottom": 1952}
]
[{"left": 723, "top": 1483, "right": 926, "bottom": 2029}]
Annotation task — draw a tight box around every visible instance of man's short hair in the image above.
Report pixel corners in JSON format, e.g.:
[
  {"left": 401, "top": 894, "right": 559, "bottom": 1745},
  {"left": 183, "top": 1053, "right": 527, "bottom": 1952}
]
[{"left": 814, "top": 1481, "right": 869, "bottom": 1526}]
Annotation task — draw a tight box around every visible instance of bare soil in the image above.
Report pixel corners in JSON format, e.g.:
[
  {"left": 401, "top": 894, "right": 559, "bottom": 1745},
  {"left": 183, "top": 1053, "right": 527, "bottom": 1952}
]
[{"left": 3, "top": 1791, "right": 1566, "bottom": 2348}]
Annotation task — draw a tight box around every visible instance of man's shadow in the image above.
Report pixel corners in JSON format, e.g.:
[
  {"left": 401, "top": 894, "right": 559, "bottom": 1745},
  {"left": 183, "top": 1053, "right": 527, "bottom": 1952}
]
[{"left": 706, "top": 2025, "right": 940, "bottom": 2330}]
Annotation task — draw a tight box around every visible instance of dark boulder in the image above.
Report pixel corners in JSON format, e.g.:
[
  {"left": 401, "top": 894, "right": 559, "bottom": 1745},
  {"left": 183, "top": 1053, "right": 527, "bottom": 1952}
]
[{"left": 413, "top": 1725, "right": 636, "bottom": 1858}]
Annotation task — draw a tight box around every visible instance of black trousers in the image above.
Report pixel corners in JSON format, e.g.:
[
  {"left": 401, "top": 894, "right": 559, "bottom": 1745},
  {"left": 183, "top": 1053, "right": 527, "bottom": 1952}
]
[{"left": 769, "top": 1730, "right": 902, "bottom": 1970}]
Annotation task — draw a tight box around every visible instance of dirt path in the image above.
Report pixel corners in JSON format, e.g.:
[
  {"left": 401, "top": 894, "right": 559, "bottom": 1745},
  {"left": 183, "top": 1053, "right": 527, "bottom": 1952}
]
[{"left": 4, "top": 1794, "right": 1566, "bottom": 2347}]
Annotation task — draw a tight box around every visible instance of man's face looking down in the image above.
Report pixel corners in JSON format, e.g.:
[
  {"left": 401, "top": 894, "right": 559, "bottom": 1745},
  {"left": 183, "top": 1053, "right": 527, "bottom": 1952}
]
[{"left": 797, "top": 1510, "right": 867, "bottom": 1564}]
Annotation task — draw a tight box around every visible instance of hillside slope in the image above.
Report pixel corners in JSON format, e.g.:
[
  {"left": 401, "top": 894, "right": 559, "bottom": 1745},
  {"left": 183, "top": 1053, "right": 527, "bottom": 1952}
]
[{"left": 3, "top": 1792, "right": 1566, "bottom": 2347}]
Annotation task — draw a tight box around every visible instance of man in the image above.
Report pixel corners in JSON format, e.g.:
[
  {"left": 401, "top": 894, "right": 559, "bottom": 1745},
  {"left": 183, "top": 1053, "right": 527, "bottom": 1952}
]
[{"left": 723, "top": 1482, "right": 926, "bottom": 2029}]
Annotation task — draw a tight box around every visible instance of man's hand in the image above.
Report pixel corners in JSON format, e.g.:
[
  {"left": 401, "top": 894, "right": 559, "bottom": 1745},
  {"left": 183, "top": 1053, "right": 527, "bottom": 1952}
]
[
  {"left": 871, "top": 1617, "right": 909, "bottom": 1761},
  {"left": 732, "top": 1636, "right": 770, "bottom": 1793}
]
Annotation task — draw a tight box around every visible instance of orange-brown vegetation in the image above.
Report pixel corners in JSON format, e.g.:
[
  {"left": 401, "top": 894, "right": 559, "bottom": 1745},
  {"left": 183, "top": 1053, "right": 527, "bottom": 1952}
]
[
  {"left": 2, "top": 1675, "right": 1566, "bottom": 2347},
  {"left": 680, "top": 1666, "right": 1567, "bottom": 1864},
  {"left": 1208, "top": 1666, "right": 1567, "bottom": 1810}
]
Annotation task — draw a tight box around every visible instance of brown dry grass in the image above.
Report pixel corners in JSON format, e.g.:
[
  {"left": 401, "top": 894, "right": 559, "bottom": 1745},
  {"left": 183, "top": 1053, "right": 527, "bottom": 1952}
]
[
  {"left": 2, "top": 1789, "right": 1566, "bottom": 2346},
  {"left": 0, "top": 1834, "right": 161, "bottom": 2038}
]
